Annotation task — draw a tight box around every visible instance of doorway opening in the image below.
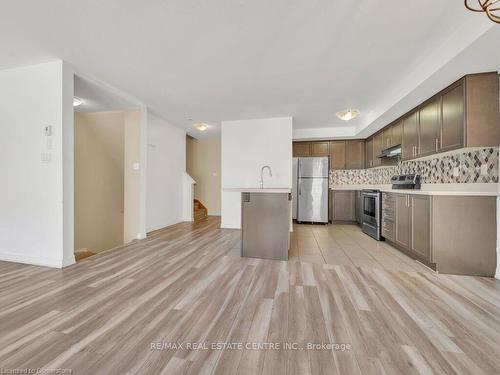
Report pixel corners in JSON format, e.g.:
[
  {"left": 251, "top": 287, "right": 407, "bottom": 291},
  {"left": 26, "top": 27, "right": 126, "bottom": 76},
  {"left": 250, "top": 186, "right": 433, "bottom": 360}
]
[{"left": 73, "top": 75, "right": 142, "bottom": 261}]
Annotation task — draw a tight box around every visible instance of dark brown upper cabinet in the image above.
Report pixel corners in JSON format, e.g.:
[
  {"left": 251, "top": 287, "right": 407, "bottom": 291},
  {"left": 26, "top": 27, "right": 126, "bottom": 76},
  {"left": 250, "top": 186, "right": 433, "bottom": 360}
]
[
  {"left": 365, "top": 137, "right": 374, "bottom": 168},
  {"left": 373, "top": 132, "right": 383, "bottom": 167},
  {"left": 329, "top": 141, "right": 346, "bottom": 170},
  {"left": 392, "top": 120, "right": 403, "bottom": 147},
  {"left": 402, "top": 111, "right": 419, "bottom": 160},
  {"left": 382, "top": 127, "right": 393, "bottom": 150},
  {"left": 346, "top": 140, "right": 365, "bottom": 169},
  {"left": 293, "top": 142, "right": 311, "bottom": 157},
  {"left": 310, "top": 141, "right": 330, "bottom": 156},
  {"left": 418, "top": 96, "right": 441, "bottom": 157},
  {"left": 440, "top": 81, "right": 464, "bottom": 152},
  {"left": 463, "top": 73, "right": 500, "bottom": 148}
]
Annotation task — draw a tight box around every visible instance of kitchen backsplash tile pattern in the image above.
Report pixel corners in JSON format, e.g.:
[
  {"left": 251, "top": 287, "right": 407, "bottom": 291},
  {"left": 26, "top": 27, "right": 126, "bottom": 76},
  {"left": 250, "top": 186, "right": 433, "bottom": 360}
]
[{"left": 330, "top": 147, "right": 499, "bottom": 186}]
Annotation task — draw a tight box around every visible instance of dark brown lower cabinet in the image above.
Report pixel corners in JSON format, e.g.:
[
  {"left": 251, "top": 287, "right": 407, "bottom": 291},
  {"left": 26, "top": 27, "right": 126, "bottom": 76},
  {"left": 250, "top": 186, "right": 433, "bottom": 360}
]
[
  {"left": 382, "top": 192, "right": 497, "bottom": 277},
  {"left": 395, "top": 194, "right": 411, "bottom": 250},
  {"left": 331, "top": 190, "right": 356, "bottom": 222},
  {"left": 393, "top": 193, "right": 431, "bottom": 262},
  {"left": 410, "top": 195, "right": 431, "bottom": 260},
  {"left": 356, "top": 190, "right": 363, "bottom": 225},
  {"left": 381, "top": 193, "right": 395, "bottom": 241}
]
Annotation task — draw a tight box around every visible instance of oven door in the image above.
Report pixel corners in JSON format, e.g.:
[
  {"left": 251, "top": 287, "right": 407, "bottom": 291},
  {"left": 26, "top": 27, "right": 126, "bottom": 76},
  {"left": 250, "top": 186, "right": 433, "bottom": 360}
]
[{"left": 362, "top": 193, "right": 379, "bottom": 227}]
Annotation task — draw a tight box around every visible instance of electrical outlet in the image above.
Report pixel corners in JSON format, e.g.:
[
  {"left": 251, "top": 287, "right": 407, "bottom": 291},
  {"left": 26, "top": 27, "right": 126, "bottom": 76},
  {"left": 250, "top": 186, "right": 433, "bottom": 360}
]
[
  {"left": 481, "top": 164, "right": 488, "bottom": 175},
  {"left": 453, "top": 167, "right": 459, "bottom": 177}
]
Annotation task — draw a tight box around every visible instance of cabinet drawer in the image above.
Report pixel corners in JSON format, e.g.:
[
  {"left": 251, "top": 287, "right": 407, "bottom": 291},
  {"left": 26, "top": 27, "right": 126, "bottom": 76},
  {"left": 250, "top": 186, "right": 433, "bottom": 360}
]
[
  {"left": 382, "top": 218, "right": 395, "bottom": 241},
  {"left": 382, "top": 210, "right": 395, "bottom": 221},
  {"left": 383, "top": 201, "right": 395, "bottom": 212},
  {"left": 382, "top": 193, "right": 395, "bottom": 203}
]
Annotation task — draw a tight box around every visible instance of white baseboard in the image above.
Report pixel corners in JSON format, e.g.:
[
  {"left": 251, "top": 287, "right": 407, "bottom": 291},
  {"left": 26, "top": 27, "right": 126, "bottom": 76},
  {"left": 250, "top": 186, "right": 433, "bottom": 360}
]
[
  {"left": 62, "top": 255, "right": 76, "bottom": 268},
  {"left": 146, "top": 220, "right": 184, "bottom": 233},
  {"left": 0, "top": 251, "right": 67, "bottom": 268},
  {"left": 220, "top": 221, "right": 241, "bottom": 229}
]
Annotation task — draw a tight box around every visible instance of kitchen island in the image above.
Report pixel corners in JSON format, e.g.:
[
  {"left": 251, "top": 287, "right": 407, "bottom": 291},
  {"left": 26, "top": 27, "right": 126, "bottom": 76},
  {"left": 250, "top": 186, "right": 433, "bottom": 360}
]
[{"left": 223, "top": 188, "right": 291, "bottom": 261}]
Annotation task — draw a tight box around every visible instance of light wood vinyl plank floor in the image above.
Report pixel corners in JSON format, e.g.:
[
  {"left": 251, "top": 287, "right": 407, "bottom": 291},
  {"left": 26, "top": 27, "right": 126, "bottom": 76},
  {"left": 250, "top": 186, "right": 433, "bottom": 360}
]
[{"left": 0, "top": 217, "right": 499, "bottom": 374}]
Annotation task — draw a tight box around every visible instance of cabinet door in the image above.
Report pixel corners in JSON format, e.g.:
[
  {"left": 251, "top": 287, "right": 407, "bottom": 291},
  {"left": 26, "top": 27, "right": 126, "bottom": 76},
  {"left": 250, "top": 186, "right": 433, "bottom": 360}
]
[
  {"left": 382, "top": 126, "right": 393, "bottom": 150},
  {"left": 332, "top": 191, "right": 356, "bottom": 221},
  {"left": 372, "top": 133, "right": 383, "bottom": 167},
  {"left": 419, "top": 97, "right": 441, "bottom": 157},
  {"left": 395, "top": 194, "right": 411, "bottom": 249},
  {"left": 293, "top": 142, "right": 311, "bottom": 157},
  {"left": 441, "top": 82, "right": 464, "bottom": 152},
  {"left": 355, "top": 190, "right": 363, "bottom": 224},
  {"left": 410, "top": 195, "right": 431, "bottom": 261},
  {"left": 330, "top": 141, "right": 346, "bottom": 170},
  {"left": 402, "top": 111, "right": 418, "bottom": 160},
  {"left": 346, "top": 140, "right": 365, "bottom": 169},
  {"left": 392, "top": 120, "right": 403, "bottom": 147},
  {"left": 311, "top": 141, "right": 330, "bottom": 156},
  {"left": 365, "top": 138, "right": 373, "bottom": 168}
]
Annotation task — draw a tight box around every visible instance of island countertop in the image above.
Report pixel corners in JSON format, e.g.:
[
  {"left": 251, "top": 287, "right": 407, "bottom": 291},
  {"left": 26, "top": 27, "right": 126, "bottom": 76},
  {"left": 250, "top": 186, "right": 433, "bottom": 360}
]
[{"left": 223, "top": 187, "right": 291, "bottom": 193}]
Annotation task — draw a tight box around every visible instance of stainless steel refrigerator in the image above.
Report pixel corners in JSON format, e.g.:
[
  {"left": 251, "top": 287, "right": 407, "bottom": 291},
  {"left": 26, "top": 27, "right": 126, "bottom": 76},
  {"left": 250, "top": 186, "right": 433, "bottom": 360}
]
[{"left": 295, "top": 157, "right": 329, "bottom": 223}]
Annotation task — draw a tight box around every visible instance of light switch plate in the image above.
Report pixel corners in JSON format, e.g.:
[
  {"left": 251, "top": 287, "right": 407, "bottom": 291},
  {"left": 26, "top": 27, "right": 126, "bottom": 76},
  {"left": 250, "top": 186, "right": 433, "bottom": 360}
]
[{"left": 133, "top": 162, "right": 140, "bottom": 171}]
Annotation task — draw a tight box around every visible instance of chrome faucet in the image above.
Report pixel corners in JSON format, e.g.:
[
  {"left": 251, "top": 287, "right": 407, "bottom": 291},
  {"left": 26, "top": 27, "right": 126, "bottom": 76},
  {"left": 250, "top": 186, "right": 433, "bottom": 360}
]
[{"left": 260, "top": 165, "right": 272, "bottom": 188}]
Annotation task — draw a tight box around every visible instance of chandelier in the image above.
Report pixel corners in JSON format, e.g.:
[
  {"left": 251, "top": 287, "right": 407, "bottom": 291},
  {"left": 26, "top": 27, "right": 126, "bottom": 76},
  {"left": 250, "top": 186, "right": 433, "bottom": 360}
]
[{"left": 465, "top": 0, "right": 500, "bottom": 23}]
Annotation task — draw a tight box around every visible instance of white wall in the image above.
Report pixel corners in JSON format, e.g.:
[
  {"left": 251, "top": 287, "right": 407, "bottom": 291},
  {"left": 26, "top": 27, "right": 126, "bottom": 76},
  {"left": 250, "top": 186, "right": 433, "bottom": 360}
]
[
  {"left": 0, "top": 61, "right": 75, "bottom": 268},
  {"left": 146, "top": 112, "right": 187, "bottom": 232},
  {"left": 221, "top": 117, "right": 293, "bottom": 229}
]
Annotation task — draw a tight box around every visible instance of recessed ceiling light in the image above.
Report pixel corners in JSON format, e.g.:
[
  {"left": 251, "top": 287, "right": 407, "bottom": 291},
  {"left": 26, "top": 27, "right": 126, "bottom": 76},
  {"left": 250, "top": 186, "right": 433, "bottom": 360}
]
[
  {"left": 73, "top": 97, "right": 83, "bottom": 107},
  {"left": 336, "top": 109, "right": 360, "bottom": 121},
  {"left": 194, "top": 122, "right": 208, "bottom": 131}
]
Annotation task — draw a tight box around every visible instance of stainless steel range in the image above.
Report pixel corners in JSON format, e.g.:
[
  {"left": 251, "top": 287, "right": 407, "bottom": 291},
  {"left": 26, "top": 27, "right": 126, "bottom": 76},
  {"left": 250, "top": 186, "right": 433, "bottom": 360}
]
[{"left": 361, "top": 189, "right": 382, "bottom": 240}]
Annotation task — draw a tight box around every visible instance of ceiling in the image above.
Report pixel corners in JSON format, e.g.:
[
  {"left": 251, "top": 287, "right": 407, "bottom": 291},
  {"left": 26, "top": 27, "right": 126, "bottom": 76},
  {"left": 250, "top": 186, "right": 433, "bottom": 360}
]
[
  {"left": 74, "top": 75, "right": 138, "bottom": 113},
  {"left": 0, "top": 1, "right": 496, "bottom": 139}
]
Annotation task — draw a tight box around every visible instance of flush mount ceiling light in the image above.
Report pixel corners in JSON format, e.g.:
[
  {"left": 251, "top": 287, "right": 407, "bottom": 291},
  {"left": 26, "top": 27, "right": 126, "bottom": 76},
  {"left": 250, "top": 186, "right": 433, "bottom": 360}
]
[
  {"left": 194, "top": 122, "right": 208, "bottom": 131},
  {"left": 73, "top": 97, "right": 83, "bottom": 107},
  {"left": 336, "top": 109, "right": 360, "bottom": 121},
  {"left": 465, "top": 0, "right": 500, "bottom": 23}
]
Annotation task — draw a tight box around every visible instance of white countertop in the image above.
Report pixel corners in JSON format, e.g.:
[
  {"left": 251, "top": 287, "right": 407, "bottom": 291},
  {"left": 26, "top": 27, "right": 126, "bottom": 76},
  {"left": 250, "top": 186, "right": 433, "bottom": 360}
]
[
  {"left": 330, "top": 183, "right": 500, "bottom": 196},
  {"left": 223, "top": 187, "right": 291, "bottom": 193}
]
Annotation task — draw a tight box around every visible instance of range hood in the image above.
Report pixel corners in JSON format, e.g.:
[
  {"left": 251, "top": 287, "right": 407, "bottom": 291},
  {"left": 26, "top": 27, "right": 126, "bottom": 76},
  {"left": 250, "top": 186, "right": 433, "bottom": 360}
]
[{"left": 377, "top": 144, "right": 401, "bottom": 159}]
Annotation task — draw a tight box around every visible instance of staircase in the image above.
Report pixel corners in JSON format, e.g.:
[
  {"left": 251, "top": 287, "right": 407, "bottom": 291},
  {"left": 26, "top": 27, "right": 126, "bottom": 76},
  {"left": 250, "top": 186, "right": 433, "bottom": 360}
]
[{"left": 194, "top": 199, "right": 208, "bottom": 222}]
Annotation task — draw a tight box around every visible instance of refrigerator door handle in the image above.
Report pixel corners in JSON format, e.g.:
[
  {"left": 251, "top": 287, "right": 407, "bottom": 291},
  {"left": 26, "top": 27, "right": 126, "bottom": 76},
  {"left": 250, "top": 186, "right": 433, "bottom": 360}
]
[{"left": 298, "top": 179, "right": 301, "bottom": 195}]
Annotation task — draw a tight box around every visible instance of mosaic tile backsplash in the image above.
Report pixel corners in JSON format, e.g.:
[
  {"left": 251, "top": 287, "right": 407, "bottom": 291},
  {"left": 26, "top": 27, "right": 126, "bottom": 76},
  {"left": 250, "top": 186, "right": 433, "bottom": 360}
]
[{"left": 330, "top": 147, "right": 499, "bottom": 186}]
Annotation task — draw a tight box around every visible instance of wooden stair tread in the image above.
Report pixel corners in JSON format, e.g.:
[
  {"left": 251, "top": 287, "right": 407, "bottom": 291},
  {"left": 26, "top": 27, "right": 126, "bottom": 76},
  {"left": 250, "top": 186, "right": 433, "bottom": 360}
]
[{"left": 193, "top": 199, "right": 208, "bottom": 222}]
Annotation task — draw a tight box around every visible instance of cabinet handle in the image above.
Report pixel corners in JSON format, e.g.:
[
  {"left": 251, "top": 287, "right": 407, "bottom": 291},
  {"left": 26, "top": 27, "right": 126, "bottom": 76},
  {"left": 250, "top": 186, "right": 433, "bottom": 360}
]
[{"left": 435, "top": 138, "right": 439, "bottom": 152}]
